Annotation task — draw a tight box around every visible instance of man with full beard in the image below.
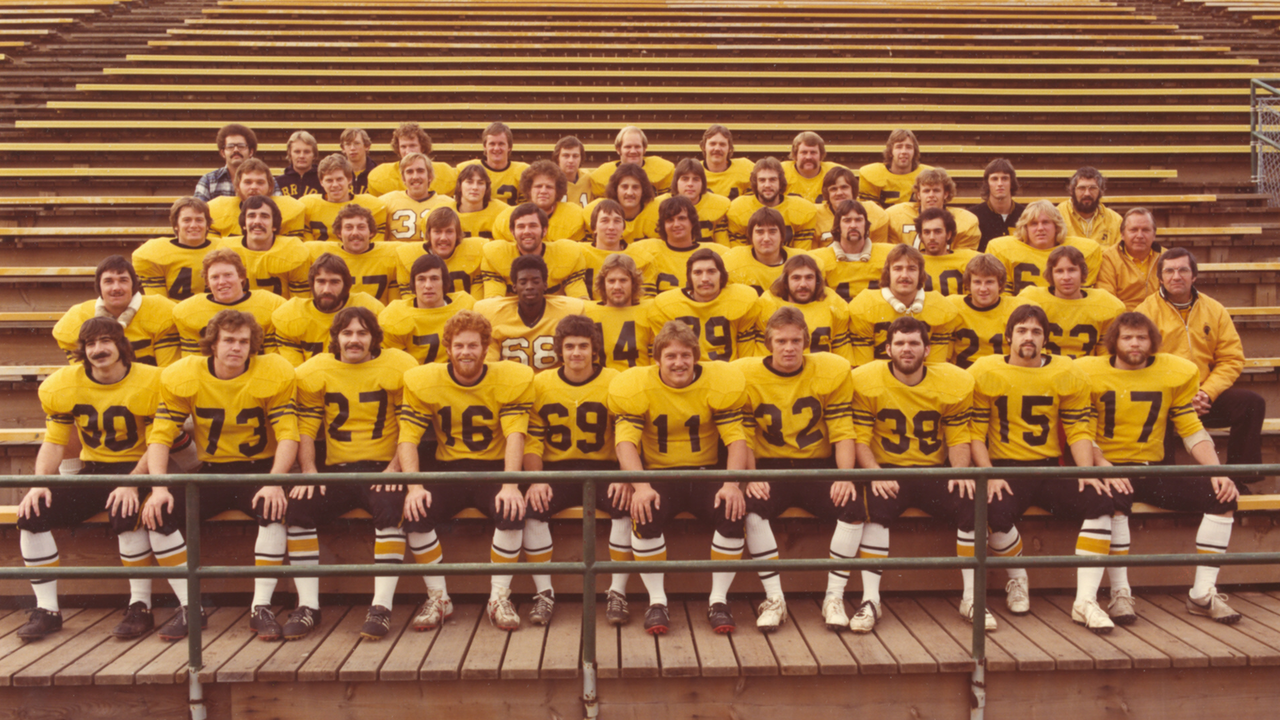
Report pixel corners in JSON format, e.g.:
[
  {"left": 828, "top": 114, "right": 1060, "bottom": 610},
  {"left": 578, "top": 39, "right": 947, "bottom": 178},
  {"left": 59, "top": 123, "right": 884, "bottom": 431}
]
[{"left": 273, "top": 253, "right": 387, "bottom": 367}]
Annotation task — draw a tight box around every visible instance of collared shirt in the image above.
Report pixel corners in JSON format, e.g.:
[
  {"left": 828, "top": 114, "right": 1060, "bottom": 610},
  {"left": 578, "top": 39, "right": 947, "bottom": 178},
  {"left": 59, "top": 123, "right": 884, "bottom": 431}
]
[{"left": 194, "top": 166, "right": 234, "bottom": 201}]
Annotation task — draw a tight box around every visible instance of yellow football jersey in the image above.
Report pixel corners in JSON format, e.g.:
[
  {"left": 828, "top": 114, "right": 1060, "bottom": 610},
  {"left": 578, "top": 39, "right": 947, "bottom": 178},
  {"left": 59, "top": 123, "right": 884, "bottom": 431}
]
[
  {"left": 814, "top": 201, "right": 889, "bottom": 247},
  {"left": 579, "top": 244, "right": 635, "bottom": 302},
  {"left": 527, "top": 366, "right": 620, "bottom": 463},
  {"left": 968, "top": 353, "right": 1093, "bottom": 461},
  {"left": 948, "top": 294, "right": 1037, "bottom": 369},
  {"left": 756, "top": 291, "right": 853, "bottom": 362},
  {"left": 367, "top": 160, "right": 457, "bottom": 198},
  {"left": 295, "top": 348, "right": 417, "bottom": 464},
  {"left": 589, "top": 156, "right": 675, "bottom": 198},
  {"left": 584, "top": 198, "right": 660, "bottom": 243},
  {"left": 651, "top": 192, "right": 730, "bottom": 245},
  {"left": 492, "top": 202, "right": 588, "bottom": 243},
  {"left": 480, "top": 239, "right": 589, "bottom": 299},
  {"left": 583, "top": 300, "right": 654, "bottom": 370},
  {"left": 850, "top": 359, "right": 973, "bottom": 467},
  {"left": 272, "top": 292, "right": 387, "bottom": 367},
  {"left": 399, "top": 360, "right": 535, "bottom": 463},
  {"left": 1017, "top": 287, "right": 1124, "bottom": 359},
  {"left": 379, "top": 293, "right": 477, "bottom": 364},
  {"left": 54, "top": 296, "right": 180, "bottom": 368},
  {"left": 808, "top": 243, "right": 893, "bottom": 302},
  {"left": 885, "top": 203, "right": 982, "bottom": 252},
  {"left": 395, "top": 237, "right": 487, "bottom": 299},
  {"left": 648, "top": 284, "right": 763, "bottom": 362},
  {"left": 723, "top": 245, "right": 803, "bottom": 296},
  {"left": 216, "top": 235, "right": 312, "bottom": 298},
  {"left": 733, "top": 352, "right": 856, "bottom": 460},
  {"left": 703, "top": 158, "right": 755, "bottom": 201},
  {"left": 564, "top": 171, "right": 592, "bottom": 208},
  {"left": 986, "top": 235, "right": 1103, "bottom": 295},
  {"left": 381, "top": 191, "right": 457, "bottom": 242},
  {"left": 172, "top": 289, "right": 285, "bottom": 357},
  {"left": 782, "top": 161, "right": 845, "bottom": 204},
  {"left": 208, "top": 194, "right": 306, "bottom": 239},
  {"left": 627, "top": 238, "right": 727, "bottom": 297},
  {"left": 299, "top": 193, "right": 387, "bottom": 244},
  {"left": 607, "top": 361, "right": 749, "bottom": 469},
  {"left": 726, "top": 195, "right": 818, "bottom": 249},
  {"left": 305, "top": 241, "right": 401, "bottom": 305},
  {"left": 474, "top": 295, "right": 588, "bottom": 371},
  {"left": 922, "top": 249, "right": 980, "bottom": 297},
  {"left": 458, "top": 159, "right": 530, "bottom": 206},
  {"left": 152, "top": 353, "right": 298, "bottom": 463},
  {"left": 458, "top": 199, "right": 511, "bottom": 240},
  {"left": 847, "top": 289, "right": 961, "bottom": 366},
  {"left": 857, "top": 163, "right": 932, "bottom": 208},
  {"left": 41, "top": 362, "right": 160, "bottom": 463},
  {"left": 132, "top": 235, "right": 216, "bottom": 301},
  {"left": 1075, "top": 353, "right": 1206, "bottom": 464}
]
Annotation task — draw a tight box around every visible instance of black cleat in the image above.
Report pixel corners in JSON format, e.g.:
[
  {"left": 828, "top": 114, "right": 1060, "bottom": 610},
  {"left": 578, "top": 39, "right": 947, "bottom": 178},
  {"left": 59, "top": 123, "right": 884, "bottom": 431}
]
[
  {"left": 157, "top": 605, "right": 207, "bottom": 642},
  {"left": 707, "top": 602, "right": 736, "bottom": 634},
  {"left": 249, "top": 605, "right": 283, "bottom": 641},
  {"left": 282, "top": 606, "right": 321, "bottom": 640},
  {"left": 17, "top": 608, "right": 62, "bottom": 641},
  {"left": 643, "top": 603, "right": 670, "bottom": 636},
  {"left": 360, "top": 605, "right": 393, "bottom": 640},
  {"left": 111, "top": 602, "right": 154, "bottom": 640}
]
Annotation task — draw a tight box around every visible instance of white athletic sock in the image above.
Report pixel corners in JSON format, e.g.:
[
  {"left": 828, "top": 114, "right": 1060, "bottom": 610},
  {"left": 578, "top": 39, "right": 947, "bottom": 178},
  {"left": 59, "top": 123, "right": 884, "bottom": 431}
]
[
  {"left": 149, "top": 530, "right": 189, "bottom": 607},
  {"left": 523, "top": 519, "right": 554, "bottom": 595},
  {"left": 1108, "top": 514, "right": 1131, "bottom": 592},
  {"left": 1075, "top": 516, "right": 1112, "bottom": 603},
  {"left": 608, "top": 517, "right": 632, "bottom": 596},
  {"left": 958, "top": 529, "right": 976, "bottom": 602},
  {"left": 408, "top": 531, "right": 447, "bottom": 595},
  {"left": 744, "top": 513, "right": 783, "bottom": 599},
  {"left": 1192, "top": 514, "right": 1234, "bottom": 599},
  {"left": 287, "top": 525, "right": 320, "bottom": 609},
  {"left": 858, "top": 523, "right": 890, "bottom": 605},
  {"left": 989, "top": 527, "right": 1027, "bottom": 580},
  {"left": 117, "top": 529, "right": 153, "bottom": 607},
  {"left": 21, "top": 530, "right": 60, "bottom": 612},
  {"left": 632, "top": 533, "right": 667, "bottom": 607},
  {"left": 489, "top": 527, "right": 521, "bottom": 597},
  {"left": 709, "top": 531, "right": 744, "bottom": 605},
  {"left": 826, "top": 521, "right": 864, "bottom": 599},
  {"left": 372, "top": 527, "right": 406, "bottom": 609},
  {"left": 251, "top": 523, "right": 286, "bottom": 608}
]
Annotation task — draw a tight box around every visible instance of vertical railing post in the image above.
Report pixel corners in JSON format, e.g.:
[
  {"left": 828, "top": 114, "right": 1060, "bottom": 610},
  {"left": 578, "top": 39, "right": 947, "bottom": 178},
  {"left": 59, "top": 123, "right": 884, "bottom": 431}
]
[
  {"left": 581, "top": 476, "right": 599, "bottom": 718},
  {"left": 970, "top": 473, "right": 988, "bottom": 720},
  {"left": 185, "top": 480, "right": 205, "bottom": 720},
  {"left": 1253, "top": 80, "right": 1259, "bottom": 184}
]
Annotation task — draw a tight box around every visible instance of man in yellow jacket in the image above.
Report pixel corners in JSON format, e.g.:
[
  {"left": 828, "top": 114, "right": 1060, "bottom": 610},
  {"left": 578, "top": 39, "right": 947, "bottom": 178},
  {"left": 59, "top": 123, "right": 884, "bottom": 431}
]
[
  {"left": 1097, "top": 208, "right": 1163, "bottom": 310},
  {"left": 1057, "top": 167, "right": 1123, "bottom": 248},
  {"left": 1134, "top": 247, "right": 1263, "bottom": 488}
]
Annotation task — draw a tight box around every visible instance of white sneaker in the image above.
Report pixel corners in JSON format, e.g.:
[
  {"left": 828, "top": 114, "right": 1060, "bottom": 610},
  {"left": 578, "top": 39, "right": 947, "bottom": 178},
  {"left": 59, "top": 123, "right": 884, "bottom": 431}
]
[
  {"left": 412, "top": 590, "right": 453, "bottom": 631},
  {"left": 1005, "top": 577, "right": 1030, "bottom": 615},
  {"left": 486, "top": 587, "right": 519, "bottom": 631},
  {"left": 756, "top": 596, "right": 787, "bottom": 633},
  {"left": 1073, "top": 598, "right": 1116, "bottom": 634},
  {"left": 1187, "top": 587, "right": 1242, "bottom": 625},
  {"left": 848, "top": 600, "right": 881, "bottom": 634},
  {"left": 1107, "top": 587, "right": 1137, "bottom": 625},
  {"left": 959, "top": 599, "right": 997, "bottom": 631},
  {"left": 821, "top": 596, "right": 849, "bottom": 631}
]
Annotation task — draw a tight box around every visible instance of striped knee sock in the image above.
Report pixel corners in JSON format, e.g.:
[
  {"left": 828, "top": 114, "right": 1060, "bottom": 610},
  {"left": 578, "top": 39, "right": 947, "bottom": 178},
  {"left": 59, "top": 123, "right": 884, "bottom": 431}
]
[
  {"left": 858, "top": 523, "right": 889, "bottom": 605},
  {"left": 373, "top": 527, "right": 406, "bottom": 609},
  {"left": 490, "top": 527, "right": 522, "bottom": 598},
  {"left": 523, "top": 519, "right": 554, "bottom": 595},
  {"left": 149, "top": 530, "right": 189, "bottom": 607},
  {"left": 608, "top": 517, "right": 632, "bottom": 596},
  {"left": 288, "top": 525, "right": 321, "bottom": 609},
  {"left": 1076, "top": 516, "right": 1111, "bottom": 603},
  {"left": 631, "top": 532, "right": 667, "bottom": 607},
  {"left": 1192, "top": 514, "right": 1233, "bottom": 599},
  {"left": 21, "top": 530, "right": 59, "bottom": 612},
  {"left": 826, "top": 520, "right": 863, "bottom": 599},
  {"left": 117, "top": 528, "right": 153, "bottom": 607},
  {"left": 408, "top": 531, "right": 447, "bottom": 595},
  {"left": 744, "top": 513, "right": 783, "bottom": 600},
  {"left": 989, "top": 526, "right": 1026, "bottom": 581},
  {"left": 709, "top": 531, "right": 744, "bottom": 605},
  {"left": 252, "top": 523, "right": 286, "bottom": 608}
]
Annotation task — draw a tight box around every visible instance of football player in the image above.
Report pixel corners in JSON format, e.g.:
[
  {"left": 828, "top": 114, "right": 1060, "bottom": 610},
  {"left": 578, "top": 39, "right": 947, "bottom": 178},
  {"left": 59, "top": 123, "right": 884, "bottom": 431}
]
[
  {"left": 847, "top": 244, "right": 961, "bottom": 366},
  {"left": 480, "top": 203, "right": 589, "bottom": 298},
  {"left": 300, "top": 154, "right": 387, "bottom": 244},
  {"left": 885, "top": 168, "right": 980, "bottom": 250},
  {"left": 208, "top": 158, "right": 306, "bottom": 238},
  {"left": 583, "top": 253, "right": 654, "bottom": 370},
  {"left": 380, "top": 253, "right": 476, "bottom": 364},
  {"left": 986, "top": 200, "right": 1102, "bottom": 295},
  {"left": 217, "top": 194, "right": 311, "bottom": 298},
  {"left": 133, "top": 197, "right": 218, "bottom": 301},
  {"left": 948, "top": 254, "right": 1035, "bottom": 370},
  {"left": 782, "top": 132, "right": 843, "bottom": 204},
  {"left": 916, "top": 207, "right": 979, "bottom": 297},
  {"left": 813, "top": 167, "right": 888, "bottom": 247},
  {"left": 474, "top": 254, "right": 586, "bottom": 372},
  {"left": 757, "top": 254, "right": 853, "bottom": 362},
  {"left": 458, "top": 121, "right": 530, "bottom": 205},
  {"left": 808, "top": 200, "right": 892, "bottom": 303},
  {"left": 395, "top": 206, "right": 487, "bottom": 298},
  {"left": 378, "top": 152, "right": 456, "bottom": 242},
  {"left": 493, "top": 160, "right": 587, "bottom": 242},
  {"left": 628, "top": 195, "right": 726, "bottom": 297},
  {"left": 858, "top": 129, "right": 932, "bottom": 207},
  {"left": 274, "top": 253, "right": 387, "bottom": 367},
  {"left": 589, "top": 125, "right": 674, "bottom": 198},
  {"left": 649, "top": 247, "right": 763, "bottom": 362},
  {"left": 553, "top": 136, "right": 591, "bottom": 207},
  {"left": 699, "top": 124, "right": 754, "bottom": 200},
  {"left": 726, "top": 158, "right": 818, "bottom": 249},
  {"left": 306, "top": 204, "right": 399, "bottom": 305},
  {"left": 172, "top": 249, "right": 284, "bottom": 357},
  {"left": 455, "top": 163, "right": 510, "bottom": 240},
  {"left": 54, "top": 255, "right": 179, "bottom": 367},
  {"left": 367, "top": 122, "right": 457, "bottom": 198},
  {"left": 1018, "top": 246, "right": 1124, "bottom": 359},
  {"left": 659, "top": 158, "right": 730, "bottom": 245},
  {"left": 723, "top": 207, "right": 805, "bottom": 295}
]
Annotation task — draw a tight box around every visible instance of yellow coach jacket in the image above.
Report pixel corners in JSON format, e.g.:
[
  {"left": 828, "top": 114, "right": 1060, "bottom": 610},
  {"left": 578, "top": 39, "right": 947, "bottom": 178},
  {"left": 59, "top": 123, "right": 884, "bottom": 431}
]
[
  {"left": 1096, "top": 241, "right": 1162, "bottom": 310},
  {"left": 1134, "top": 287, "right": 1244, "bottom": 401},
  {"left": 1057, "top": 200, "right": 1123, "bottom": 248}
]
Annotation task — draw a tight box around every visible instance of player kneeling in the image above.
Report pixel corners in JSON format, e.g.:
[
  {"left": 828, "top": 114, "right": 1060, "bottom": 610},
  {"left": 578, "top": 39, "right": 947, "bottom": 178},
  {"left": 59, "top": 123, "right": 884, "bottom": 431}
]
[
  {"left": 734, "top": 307, "right": 863, "bottom": 632},
  {"left": 522, "top": 315, "right": 635, "bottom": 625}
]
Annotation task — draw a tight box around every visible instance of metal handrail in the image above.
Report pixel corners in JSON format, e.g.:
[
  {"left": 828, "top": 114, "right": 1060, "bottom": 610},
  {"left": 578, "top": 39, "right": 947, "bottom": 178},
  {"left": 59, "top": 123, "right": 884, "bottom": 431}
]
[{"left": 3, "top": 463, "right": 1278, "bottom": 720}]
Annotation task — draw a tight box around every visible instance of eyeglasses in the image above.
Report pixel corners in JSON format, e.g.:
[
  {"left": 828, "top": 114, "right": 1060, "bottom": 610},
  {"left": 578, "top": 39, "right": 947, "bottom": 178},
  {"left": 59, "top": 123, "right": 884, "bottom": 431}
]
[{"left": 224, "top": 143, "right": 249, "bottom": 151}]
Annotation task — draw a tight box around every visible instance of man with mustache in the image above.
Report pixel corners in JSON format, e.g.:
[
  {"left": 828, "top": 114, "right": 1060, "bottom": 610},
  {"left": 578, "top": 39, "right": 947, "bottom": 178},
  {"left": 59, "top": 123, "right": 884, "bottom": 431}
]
[
  {"left": 726, "top": 157, "right": 818, "bottom": 249},
  {"left": 273, "top": 253, "right": 386, "bottom": 367},
  {"left": 1057, "top": 167, "right": 1123, "bottom": 248},
  {"left": 287, "top": 307, "right": 418, "bottom": 640},
  {"left": 132, "top": 197, "right": 218, "bottom": 301},
  {"left": 208, "top": 158, "right": 306, "bottom": 240},
  {"left": 474, "top": 254, "right": 586, "bottom": 372},
  {"left": 699, "top": 124, "right": 754, "bottom": 200},
  {"left": 589, "top": 125, "right": 674, "bottom": 198},
  {"left": 172, "top": 249, "right": 285, "bottom": 357},
  {"left": 649, "top": 247, "right": 764, "bottom": 362},
  {"left": 143, "top": 310, "right": 300, "bottom": 641},
  {"left": 1017, "top": 246, "right": 1124, "bottom": 359},
  {"left": 809, "top": 200, "right": 893, "bottom": 303},
  {"left": 782, "top": 132, "right": 845, "bottom": 204},
  {"left": 458, "top": 121, "right": 530, "bottom": 206},
  {"left": 480, "top": 203, "right": 589, "bottom": 299},
  {"left": 394, "top": 207, "right": 487, "bottom": 299},
  {"left": 367, "top": 122, "right": 457, "bottom": 198},
  {"left": 306, "top": 204, "right": 400, "bottom": 305},
  {"left": 15, "top": 318, "right": 167, "bottom": 641},
  {"left": 54, "top": 254, "right": 180, "bottom": 368},
  {"left": 848, "top": 316, "right": 982, "bottom": 632},
  {"left": 195, "top": 123, "right": 257, "bottom": 201},
  {"left": 216, "top": 193, "right": 311, "bottom": 299},
  {"left": 380, "top": 152, "right": 457, "bottom": 242},
  {"left": 381, "top": 253, "right": 477, "bottom": 364},
  {"left": 847, "top": 244, "right": 961, "bottom": 367},
  {"left": 299, "top": 154, "right": 388, "bottom": 244},
  {"left": 967, "top": 304, "right": 1117, "bottom": 633}
]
